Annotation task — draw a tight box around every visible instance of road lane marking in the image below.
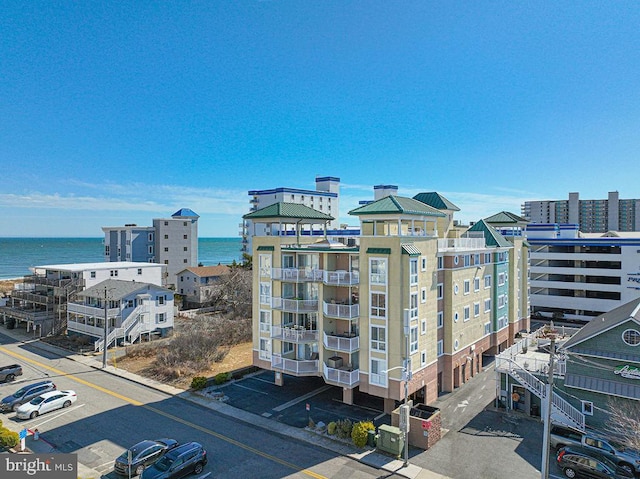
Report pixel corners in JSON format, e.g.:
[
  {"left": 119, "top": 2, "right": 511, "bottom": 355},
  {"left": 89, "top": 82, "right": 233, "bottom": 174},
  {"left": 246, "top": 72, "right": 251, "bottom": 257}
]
[
  {"left": 273, "top": 385, "right": 331, "bottom": 412},
  {"left": 0, "top": 345, "right": 328, "bottom": 479},
  {"left": 29, "top": 403, "right": 86, "bottom": 428},
  {"left": 230, "top": 383, "right": 269, "bottom": 395}
]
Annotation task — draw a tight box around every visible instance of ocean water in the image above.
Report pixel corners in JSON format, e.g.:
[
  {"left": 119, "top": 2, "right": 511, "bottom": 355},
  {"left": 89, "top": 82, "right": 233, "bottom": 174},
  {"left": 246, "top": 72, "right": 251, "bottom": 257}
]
[{"left": 0, "top": 237, "right": 243, "bottom": 280}]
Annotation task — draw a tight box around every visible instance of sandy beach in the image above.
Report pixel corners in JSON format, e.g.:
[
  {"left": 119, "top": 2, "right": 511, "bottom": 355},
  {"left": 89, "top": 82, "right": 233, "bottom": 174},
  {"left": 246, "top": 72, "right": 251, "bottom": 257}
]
[{"left": 0, "top": 279, "right": 22, "bottom": 295}]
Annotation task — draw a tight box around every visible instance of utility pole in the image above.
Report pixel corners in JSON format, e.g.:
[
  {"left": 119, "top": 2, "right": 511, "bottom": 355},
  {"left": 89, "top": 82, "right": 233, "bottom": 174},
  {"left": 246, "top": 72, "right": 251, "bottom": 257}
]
[
  {"left": 401, "top": 308, "right": 412, "bottom": 468},
  {"left": 540, "top": 335, "right": 556, "bottom": 479},
  {"left": 102, "top": 286, "right": 109, "bottom": 369}
]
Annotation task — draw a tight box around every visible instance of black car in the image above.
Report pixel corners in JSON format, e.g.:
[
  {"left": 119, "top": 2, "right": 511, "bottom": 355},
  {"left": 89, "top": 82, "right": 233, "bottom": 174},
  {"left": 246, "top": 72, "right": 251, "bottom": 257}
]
[
  {"left": 557, "top": 445, "right": 635, "bottom": 479},
  {"left": 114, "top": 439, "right": 179, "bottom": 476},
  {"left": 141, "top": 442, "right": 207, "bottom": 479},
  {"left": 0, "top": 380, "right": 57, "bottom": 412}
]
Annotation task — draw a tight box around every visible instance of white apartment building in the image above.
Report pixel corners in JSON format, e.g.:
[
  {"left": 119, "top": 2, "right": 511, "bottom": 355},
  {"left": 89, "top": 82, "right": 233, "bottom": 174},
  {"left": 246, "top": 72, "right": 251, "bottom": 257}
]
[
  {"left": 241, "top": 176, "right": 341, "bottom": 253},
  {"left": 102, "top": 208, "right": 199, "bottom": 289},
  {"left": 527, "top": 223, "right": 640, "bottom": 322}
]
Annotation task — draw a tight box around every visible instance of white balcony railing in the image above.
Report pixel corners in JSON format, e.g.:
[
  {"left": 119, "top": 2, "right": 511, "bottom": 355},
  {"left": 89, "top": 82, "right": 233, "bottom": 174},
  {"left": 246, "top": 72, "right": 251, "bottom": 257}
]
[
  {"left": 271, "top": 355, "right": 319, "bottom": 375},
  {"left": 323, "top": 301, "right": 359, "bottom": 319},
  {"left": 271, "top": 325, "right": 318, "bottom": 342},
  {"left": 323, "top": 270, "right": 359, "bottom": 286},
  {"left": 271, "top": 297, "right": 318, "bottom": 312},
  {"left": 67, "top": 303, "right": 120, "bottom": 318},
  {"left": 271, "top": 268, "right": 324, "bottom": 282},
  {"left": 323, "top": 332, "right": 359, "bottom": 352},
  {"left": 66, "top": 320, "right": 105, "bottom": 337},
  {"left": 437, "top": 237, "right": 485, "bottom": 251},
  {"left": 323, "top": 363, "right": 359, "bottom": 387}
]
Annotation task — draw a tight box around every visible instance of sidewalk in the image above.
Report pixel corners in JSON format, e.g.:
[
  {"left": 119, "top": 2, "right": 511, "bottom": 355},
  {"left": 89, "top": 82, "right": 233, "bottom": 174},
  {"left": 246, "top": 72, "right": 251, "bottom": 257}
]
[{"left": 1, "top": 328, "right": 451, "bottom": 479}]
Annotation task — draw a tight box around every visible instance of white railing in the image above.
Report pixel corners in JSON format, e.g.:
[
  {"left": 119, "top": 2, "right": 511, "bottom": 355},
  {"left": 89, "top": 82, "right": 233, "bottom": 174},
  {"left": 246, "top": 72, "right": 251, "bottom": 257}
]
[
  {"left": 437, "top": 237, "right": 486, "bottom": 251},
  {"left": 271, "top": 268, "right": 324, "bottom": 282},
  {"left": 271, "top": 297, "right": 318, "bottom": 312},
  {"left": 323, "top": 301, "right": 359, "bottom": 319},
  {"left": 66, "top": 321, "right": 104, "bottom": 337},
  {"left": 323, "top": 270, "right": 359, "bottom": 286},
  {"left": 271, "top": 355, "right": 319, "bottom": 375},
  {"left": 323, "top": 363, "right": 359, "bottom": 387},
  {"left": 323, "top": 332, "right": 359, "bottom": 352},
  {"left": 271, "top": 325, "right": 318, "bottom": 342},
  {"left": 67, "top": 303, "right": 120, "bottom": 318},
  {"left": 94, "top": 304, "right": 148, "bottom": 352}
]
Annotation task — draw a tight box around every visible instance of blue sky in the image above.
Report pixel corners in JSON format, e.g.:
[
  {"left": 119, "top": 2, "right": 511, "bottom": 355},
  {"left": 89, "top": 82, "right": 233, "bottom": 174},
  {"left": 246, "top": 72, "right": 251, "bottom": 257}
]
[{"left": 1, "top": 2, "right": 639, "bottom": 237}]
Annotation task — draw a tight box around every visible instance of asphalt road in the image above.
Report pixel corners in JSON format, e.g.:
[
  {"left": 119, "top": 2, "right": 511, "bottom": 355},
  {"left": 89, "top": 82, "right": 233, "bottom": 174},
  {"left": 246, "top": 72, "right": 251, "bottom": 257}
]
[{"left": 0, "top": 333, "right": 408, "bottom": 479}]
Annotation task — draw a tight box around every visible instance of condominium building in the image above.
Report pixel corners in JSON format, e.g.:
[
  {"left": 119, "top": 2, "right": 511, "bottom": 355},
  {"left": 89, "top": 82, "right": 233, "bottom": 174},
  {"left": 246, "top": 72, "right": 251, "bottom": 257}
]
[
  {"left": 246, "top": 190, "right": 529, "bottom": 413},
  {"left": 527, "top": 223, "right": 640, "bottom": 322},
  {"left": 241, "top": 176, "right": 341, "bottom": 253},
  {"left": 522, "top": 191, "right": 640, "bottom": 233},
  {"left": 102, "top": 208, "right": 199, "bottom": 289}
]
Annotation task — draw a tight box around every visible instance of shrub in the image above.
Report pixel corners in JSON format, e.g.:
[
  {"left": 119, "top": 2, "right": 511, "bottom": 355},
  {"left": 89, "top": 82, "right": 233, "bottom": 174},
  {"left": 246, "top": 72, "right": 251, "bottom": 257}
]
[
  {"left": 351, "top": 421, "right": 375, "bottom": 448},
  {"left": 327, "top": 422, "right": 337, "bottom": 435},
  {"left": 191, "top": 376, "right": 208, "bottom": 390},
  {"left": 0, "top": 428, "right": 19, "bottom": 448},
  {"left": 214, "top": 372, "right": 230, "bottom": 385},
  {"left": 336, "top": 419, "right": 353, "bottom": 439}
]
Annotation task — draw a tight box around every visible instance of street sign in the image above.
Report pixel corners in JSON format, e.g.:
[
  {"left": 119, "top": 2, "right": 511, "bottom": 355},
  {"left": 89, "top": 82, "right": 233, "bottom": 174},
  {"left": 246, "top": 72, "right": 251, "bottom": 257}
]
[
  {"left": 305, "top": 403, "right": 310, "bottom": 411},
  {"left": 422, "top": 420, "right": 431, "bottom": 430},
  {"left": 19, "top": 428, "right": 27, "bottom": 440}
]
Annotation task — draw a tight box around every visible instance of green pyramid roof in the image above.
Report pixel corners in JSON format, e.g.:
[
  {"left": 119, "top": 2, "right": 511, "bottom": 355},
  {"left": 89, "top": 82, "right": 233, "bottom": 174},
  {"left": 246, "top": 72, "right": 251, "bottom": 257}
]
[
  {"left": 348, "top": 195, "right": 446, "bottom": 217},
  {"left": 484, "top": 211, "right": 529, "bottom": 225},
  {"left": 467, "top": 220, "right": 512, "bottom": 248},
  {"left": 413, "top": 192, "right": 460, "bottom": 211},
  {"left": 243, "top": 202, "right": 334, "bottom": 221}
]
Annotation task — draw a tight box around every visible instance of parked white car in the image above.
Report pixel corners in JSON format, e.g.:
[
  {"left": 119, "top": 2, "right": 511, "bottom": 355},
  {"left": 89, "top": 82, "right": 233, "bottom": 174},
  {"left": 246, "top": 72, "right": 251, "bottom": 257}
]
[{"left": 16, "top": 390, "right": 77, "bottom": 420}]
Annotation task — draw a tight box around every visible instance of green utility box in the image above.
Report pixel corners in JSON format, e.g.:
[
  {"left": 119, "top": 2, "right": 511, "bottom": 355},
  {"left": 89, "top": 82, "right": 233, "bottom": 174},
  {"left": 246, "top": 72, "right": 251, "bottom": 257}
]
[{"left": 376, "top": 424, "right": 404, "bottom": 457}]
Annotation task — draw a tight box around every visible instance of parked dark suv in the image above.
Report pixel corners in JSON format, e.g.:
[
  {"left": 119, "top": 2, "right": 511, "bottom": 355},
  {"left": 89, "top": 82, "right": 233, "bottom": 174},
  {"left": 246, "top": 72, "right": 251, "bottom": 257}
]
[
  {"left": 141, "top": 442, "right": 207, "bottom": 479},
  {"left": 114, "top": 438, "right": 179, "bottom": 476},
  {"left": 0, "top": 380, "right": 57, "bottom": 412},
  {"left": 557, "top": 445, "right": 634, "bottom": 478}
]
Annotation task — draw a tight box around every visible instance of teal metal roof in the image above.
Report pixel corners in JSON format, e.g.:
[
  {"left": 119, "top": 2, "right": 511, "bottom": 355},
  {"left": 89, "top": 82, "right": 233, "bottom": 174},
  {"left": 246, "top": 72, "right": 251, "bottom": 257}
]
[
  {"left": 413, "top": 192, "right": 460, "bottom": 211},
  {"left": 257, "top": 245, "right": 275, "bottom": 251},
  {"left": 366, "top": 247, "right": 392, "bottom": 254},
  {"left": 467, "top": 220, "right": 512, "bottom": 248},
  {"left": 243, "top": 202, "right": 334, "bottom": 221},
  {"left": 348, "top": 196, "right": 445, "bottom": 217},
  {"left": 484, "top": 211, "right": 529, "bottom": 225}
]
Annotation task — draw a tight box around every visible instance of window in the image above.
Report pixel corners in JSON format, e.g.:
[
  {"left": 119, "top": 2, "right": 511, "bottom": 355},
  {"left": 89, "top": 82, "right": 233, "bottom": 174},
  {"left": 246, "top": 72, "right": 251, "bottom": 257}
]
[
  {"left": 183, "top": 247, "right": 188, "bottom": 251},
  {"left": 183, "top": 234, "right": 188, "bottom": 240},
  {"left": 437, "top": 257, "right": 443, "bottom": 269},
  {"left": 497, "top": 315, "right": 508, "bottom": 329},
  {"left": 498, "top": 272, "right": 506, "bottom": 286},
  {"left": 90, "top": 271, "right": 96, "bottom": 278},
  {"left": 454, "top": 312, "right": 459, "bottom": 322},
  {"left": 421, "top": 257, "right": 427, "bottom": 271},
  {"left": 474, "top": 254, "right": 480, "bottom": 265},
  {"left": 421, "top": 350, "right": 426, "bottom": 366},
  {"left": 421, "top": 287, "right": 427, "bottom": 303},
  {"left": 622, "top": 329, "right": 640, "bottom": 346},
  {"left": 484, "top": 322, "right": 491, "bottom": 335},
  {"left": 454, "top": 284, "right": 459, "bottom": 295},
  {"left": 164, "top": 234, "right": 168, "bottom": 239},
  {"left": 484, "top": 298, "right": 491, "bottom": 312},
  {"left": 370, "top": 258, "right": 387, "bottom": 285},
  {"left": 437, "top": 283, "right": 443, "bottom": 299},
  {"left": 454, "top": 339, "right": 459, "bottom": 350},
  {"left": 410, "top": 325, "right": 418, "bottom": 354},
  {"left": 484, "top": 275, "right": 491, "bottom": 288},
  {"left": 164, "top": 247, "right": 169, "bottom": 252},
  {"left": 259, "top": 254, "right": 272, "bottom": 277},
  {"left": 464, "top": 255, "right": 470, "bottom": 267},
  {"left": 437, "top": 311, "right": 443, "bottom": 328},
  {"left": 259, "top": 282, "right": 271, "bottom": 305},
  {"left": 157, "top": 295, "right": 165, "bottom": 305},
  {"left": 370, "top": 292, "right": 386, "bottom": 318},
  {"left": 464, "top": 306, "right": 470, "bottom": 322},
  {"left": 137, "top": 268, "right": 142, "bottom": 275},
  {"left": 437, "top": 340, "right": 444, "bottom": 357},
  {"left": 156, "top": 313, "right": 166, "bottom": 323},
  {"left": 484, "top": 253, "right": 491, "bottom": 263},
  {"left": 454, "top": 255, "right": 459, "bottom": 265},
  {"left": 498, "top": 294, "right": 506, "bottom": 309},
  {"left": 148, "top": 245, "right": 154, "bottom": 254},
  {"left": 474, "top": 302, "right": 480, "bottom": 317},
  {"left": 110, "top": 270, "right": 118, "bottom": 277},
  {"left": 421, "top": 318, "right": 426, "bottom": 335},
  {"left": 164, "top": 221, "right": 168, "bottom": 226},
  {"left": 410, "top": 258, "right": 418, "bottom": 285},
  {"left": 370, "top": 359, "right": 387, "bottom": 386},
  {"left": 259, "top": 310, "right": 271, "bottom": 333},
  {"left": 183, "top": 259, "right": 188, "bottom": 263},
  {"left": 410, "top": 292, "right": 418, "bottom": 319},
  {"left": 371, "top": 326, "right": 386, "bottom": 351},
  {"left": 126, "top": 300, "right": 134, "bottom": 308},
  {"left": 148, "top": 233, "right": 154, "bottom": 242},
  {"left": 474, "top": 277, "right": 480, "bottom": 292},
  {"left": 581, "top": 401, "right": 594, "bottom": 416},
  {"left": 464, "top": 280, "right": 470, "bottom": 295}
]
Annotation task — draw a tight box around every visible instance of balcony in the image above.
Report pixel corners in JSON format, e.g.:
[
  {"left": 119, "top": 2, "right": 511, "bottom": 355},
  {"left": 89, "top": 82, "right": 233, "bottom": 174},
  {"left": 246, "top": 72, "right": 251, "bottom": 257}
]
[
  {"left": 323, "top": 270, "right": 359, "bottom": 286},
  {"left": 271, "top": 355, "right": 319, "bottom": 376},
  {"left": 67, "top": 303, "right": 120, "bottom": 318},
  {"left": 271, "top": 297, "right": 319, "bottom": 313},
  {"left": 323, "top": 332, "right": 359, "bottom": 353},
  {"left": 271, "top": 268, "right": 323, "bottom": 282},
  {"left": 437, "top": 237, "right": 485, "bottom": 251},
  {"left": 323, "top": 363, "right": 359, "bottom": 387},
  {"left": 272, "top": 325, "right": 319, "bottom": 343},
  {"left": 66, "top": 320, "right": 105, "bottom": 338},
  {"left": 323, "top": 301, "right": 359, "bottom": 319}
]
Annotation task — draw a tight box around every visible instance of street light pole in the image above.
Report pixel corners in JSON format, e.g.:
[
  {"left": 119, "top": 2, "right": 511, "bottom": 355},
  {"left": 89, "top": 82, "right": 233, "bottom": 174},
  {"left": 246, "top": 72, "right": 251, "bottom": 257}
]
[
  {"left": 402, "top": 308, "right": 411, "bottom": 468},
  {"left": 541, "top": 335, "right": 556, "bottom": 479},
  {"left": 102, "top": 286, "right": 108, "bottom": 369}
]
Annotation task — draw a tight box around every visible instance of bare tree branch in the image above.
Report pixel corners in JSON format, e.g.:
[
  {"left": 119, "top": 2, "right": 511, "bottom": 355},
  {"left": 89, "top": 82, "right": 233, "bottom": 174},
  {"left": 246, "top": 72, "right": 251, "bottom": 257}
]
[{"left": 605, "top": 397, "right": 640, "bottom": 451}]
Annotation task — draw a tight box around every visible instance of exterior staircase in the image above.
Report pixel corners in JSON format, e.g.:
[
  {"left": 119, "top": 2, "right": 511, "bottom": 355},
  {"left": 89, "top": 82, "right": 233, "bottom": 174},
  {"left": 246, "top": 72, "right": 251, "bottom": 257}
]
[{"left": 94, "top": 304, "right": 149, "bottom": 352}]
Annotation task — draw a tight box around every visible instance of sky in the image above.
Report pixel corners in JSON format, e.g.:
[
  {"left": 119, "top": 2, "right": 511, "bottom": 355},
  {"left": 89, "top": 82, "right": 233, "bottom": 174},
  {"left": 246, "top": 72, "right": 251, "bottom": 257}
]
[{"left": 1, "top": 2, "right": 639, "bottom": 237}]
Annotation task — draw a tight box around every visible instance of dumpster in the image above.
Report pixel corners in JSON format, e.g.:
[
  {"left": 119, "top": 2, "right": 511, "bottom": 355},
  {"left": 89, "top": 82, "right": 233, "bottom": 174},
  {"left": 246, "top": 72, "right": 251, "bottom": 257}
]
[
  {"left": 377, "top": 424, "right": 404, "bottom": 457},
  {"left": 6, "top": 318, "right": 16, "bottom": 330}
]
